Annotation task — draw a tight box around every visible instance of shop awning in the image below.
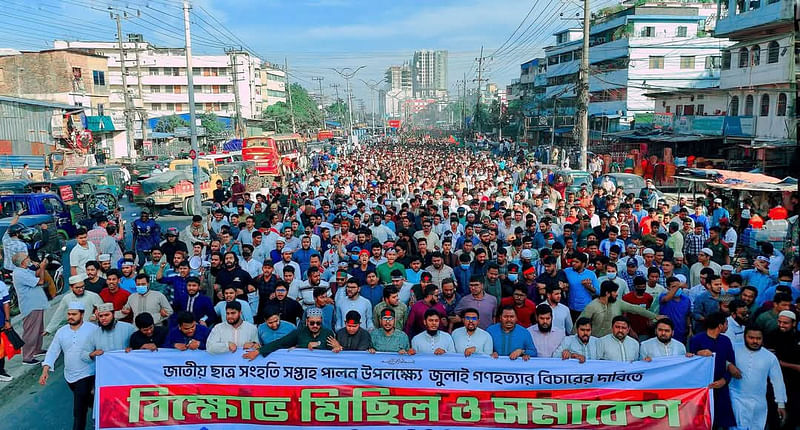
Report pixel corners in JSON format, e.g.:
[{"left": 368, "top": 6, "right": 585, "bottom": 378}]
[{"left": 86, "top": 115, "right": 116, "bottom": 132}]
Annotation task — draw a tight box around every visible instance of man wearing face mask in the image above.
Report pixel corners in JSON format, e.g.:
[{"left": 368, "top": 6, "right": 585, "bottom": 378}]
[
  {"left": 499, "top": 263, "right": 520, "bottom": 297},
  {"left": 121, "top": 274, "right": 173, "bottom": 326},
  {"left": 598, "top": 261, "right": 629, "bottom": 297}
]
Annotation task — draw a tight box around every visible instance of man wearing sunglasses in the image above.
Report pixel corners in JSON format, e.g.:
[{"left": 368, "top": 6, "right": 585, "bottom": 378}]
[{"left": 245, "top": 307, "right": 334, "bottom": 359}]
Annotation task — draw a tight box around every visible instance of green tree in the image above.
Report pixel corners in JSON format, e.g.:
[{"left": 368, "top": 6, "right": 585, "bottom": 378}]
[
  {"left": 154, "top": 114, "right": 188, "bottom": 133},
  {"left": 262, "top": 83, "right": 325, "bottom": 134},
  {"left": 325, "top": 100, "right": 349, "bottom": 127},
  {"left": 262, "top": 102, "right": 293, "bottom": 133},
  {"left": 198, "top": 111, "right": 227, "bottom": 137}
]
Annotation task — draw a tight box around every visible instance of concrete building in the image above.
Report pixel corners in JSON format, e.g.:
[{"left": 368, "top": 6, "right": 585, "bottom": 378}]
[
  {"left": 261, "top": 62, "right": 286, "bottom": 108},
  {"left": 0, "top": 49, "right": 109, "bottom": 116},
  {"left": 411, "top": 50, "right": 448, "bottom": 99},
  {"left": 385, "top": 63, "right": 412, "bottom": 91},
  {"left": 544, "top": 4, "right": 731, "bottom": 132},
  {"left": 53, "top": 38, "right": 263, "bottom": 122}
]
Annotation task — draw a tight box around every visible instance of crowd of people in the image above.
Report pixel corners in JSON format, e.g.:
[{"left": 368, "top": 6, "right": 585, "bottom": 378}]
[{"left": 1, "top": 137, "right": 798, "bottom": 430}]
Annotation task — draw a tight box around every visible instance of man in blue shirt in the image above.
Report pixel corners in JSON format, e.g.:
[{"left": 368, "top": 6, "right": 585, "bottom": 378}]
[
  {"left": 132, "top": 210, "right": 161, "bottom": 267},
  {"left": 564, "top": 253, "right": 599, "bottom": 318},
  {"left": 658, "top": 276, "right": 692, "bottom": 343},
  {"left": 486, "top": 306, "right": 537, "bottom": 359},
  {"left": 165, "top": 311, "right": 210, "bottom": 350}
]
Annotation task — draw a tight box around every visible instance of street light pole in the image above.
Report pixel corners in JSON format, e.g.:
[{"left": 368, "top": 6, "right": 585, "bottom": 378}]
[
  {"left": 182, "top": 0, "right": 202, "bottom": 214},
  {"left": 330, "top": 66, "right": 366, "bottom": 145}
]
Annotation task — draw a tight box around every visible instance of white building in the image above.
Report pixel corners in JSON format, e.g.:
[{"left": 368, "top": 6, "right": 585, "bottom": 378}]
[
  {"left": 261, "top": 62, "right": 286, "bottom": 108},
  {"left": 411, "top": 50, "right": 448, "bottom": 99},
  {"left": 544, "top": 4, "right": 731, "bottom": 131},
  {"left": 53, "top": 38, "right": 263, "bottom": 122}
]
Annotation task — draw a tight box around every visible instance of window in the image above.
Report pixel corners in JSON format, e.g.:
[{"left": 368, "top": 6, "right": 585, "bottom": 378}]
[
  {"left": 212, "top": 85, "right": 221, "bottom": 94},
  {"left": 696, "top": 104, "right": 705, "bottom": 115},
  {"left": 676, "top": 104, "right": 683, "bottom": 115},
  {"left": 72, "top": 67, "right": 82, "bottom": 79},
  {"left": 149, "top": 67, "right": 160, "bottom": 76},
  {"left": 175, "top": 103, "right": 183, "bottom": 112},
  {"left": 676, "top": 26, "right": 687, "bottom": 37},
  {"left": 92, "top": 70, "right": 105, "bottom": 86},
  {"left": 164, "top": 85, "right": 173, "bottom": 93},
  {"left": 738, "top": 48, "right": 749, "bottom": 68},
  {"left": 730, "top": 96, "right": 739, "bottom": 116},
  {"left": 649, "top": 56, "right": 665, "bottom": 69},
  {"left": 744, "top": 95, "right": 754, "bottom": 115},
  {"left": 776, "top": 93, "right": 787, "bottom": 116},
  {"left": 97, "top": 104, "right": 104, "bottom": 116},
  {"left": 751, "top": 45, "right": 760, "bottom": 65},
  {"left": 548, "top": 56, "right": 559, "bottom": 66},
  {"left": 171, "top": 67, "right": 181, "bottom": 76},
  {"left": 759, "top": 94, "right": 770, "bottom": 116},
  {"left": 683, "top": 105, "right": 695, "bottom": 115},
  {"left": 641, "top": 26, "right": 655, "bottom": 37},
  {"left": 680, "top": 56, "right": 696, "bottom": 69},
  {"left": 151, "top": 103, "right": 162, "bottom": 110},
  {"left": 220, "top": 103, "right": 229, "bottom": 111},
  {"left": 560, "top": 52, "right": 572, "bottom": 63},
  {"left": 705, "top": 56, "right": 721, "bottom": 69},
  {"left": 749, "top": 0, "right": 760, "bottom": 10},
  {"left": 151, "top": 85, "right": 160, "bottom": 93},
  {"left": 202, "top": 86, "right": 212, "bottom": 94},
  {"left": 165, "top": 103, "right": 175, "bottom": 111},
  {"left": 767, "top": 41, "right": 779, "bottom": 63},
  {"left": 193, "top": 69, "right": 201, "bottom": 76},
  {"left": 173, "top": 85, "right": 182, "bottom": 94},
  {"left": 665, "top": 106, "right": 671, "bottom": 113},
  {"left": 205, "top": 103, "right": 213, "bottom": 111},
  {"left": 573, "top": 49, "right": 582, "bottom": 59},
  {"left": 722, "top": 51, "right": 731, "bottom": 69}
]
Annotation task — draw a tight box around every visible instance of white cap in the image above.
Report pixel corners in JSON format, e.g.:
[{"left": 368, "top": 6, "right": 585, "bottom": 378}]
[
  {"left": 675, "top": 274, "right": 687, "bottom": 284},
  {"left": 700, "top": 248, "right": 714, "bottom": 256},
  {"left": 714, "top": 198, "right": 722, "bottom": 204},
  {"left": 521, "top": 249, "right": 533, "bottom": 259},
  {"left": 69, "top": 275, "right": 85, "bottom": 285},
  {"left": 721, "top": 265, "right": 734, "bottom": 271},
  {"left": 642, "top": 248, "right": 655, "bottom": 255},
  {"left": 68, "top": 301, "right": 85, "bottom": 311},
  {"left": 778, "top": 310, "right": 796, "bottom": 321}
]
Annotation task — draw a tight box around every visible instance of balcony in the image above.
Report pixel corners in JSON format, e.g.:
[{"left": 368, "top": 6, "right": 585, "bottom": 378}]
[{"left": 715, "top": 0, "right": 794, "bottom": 37}]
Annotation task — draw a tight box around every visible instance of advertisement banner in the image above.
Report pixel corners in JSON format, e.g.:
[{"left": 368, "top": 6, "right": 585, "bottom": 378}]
[{"left": 96, "top": 350, "right": 714, "bottom": 430}]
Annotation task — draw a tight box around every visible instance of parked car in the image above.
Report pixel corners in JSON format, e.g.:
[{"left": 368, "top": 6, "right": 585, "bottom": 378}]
[
  {"left": 603, "top": 173, "right": 663, "bottom": 199},
  {"left": 555, "top": 169, "right": 594, "bottom": 195}
]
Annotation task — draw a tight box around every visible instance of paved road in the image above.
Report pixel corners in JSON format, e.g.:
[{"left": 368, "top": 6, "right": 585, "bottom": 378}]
[{"left": 0, "top": 359, "right": 90, "bottom": 429}]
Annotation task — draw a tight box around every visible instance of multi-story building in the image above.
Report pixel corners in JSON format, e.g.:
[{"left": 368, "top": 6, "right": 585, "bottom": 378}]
[
  {"left": 715, "top": 0, "right": 795, "bottom": 140},
  {"left": 261, "top": 62, "right": 286, "bottom": 108},
  {"left": 544, "top": 4, "right": 730, "bottom": 132},
  {"left": 0, "top": 48, "right": 109, "bottom": 115},
  {"left": 385, "top": 64, "right": 412, "bottom": 91},
  {"left": 53, "top": 38, "right": 263, "bottom": 121},
  {"left": 411, "top": 50, "right": 448, "bottom": 99},
  {"left": 383, "top": 63, "right": 413, "bottom": 119}
]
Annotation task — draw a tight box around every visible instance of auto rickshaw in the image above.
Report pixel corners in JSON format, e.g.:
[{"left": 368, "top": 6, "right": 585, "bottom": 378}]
[
  {"left": 0, "top": 179, "right": 31, "bottom": 195},
  {"left": 87, "top": 165, "right": 128, "bottom": 198},
  {"left": 25, "top": 176, "right": 120, "bottom": 228}
]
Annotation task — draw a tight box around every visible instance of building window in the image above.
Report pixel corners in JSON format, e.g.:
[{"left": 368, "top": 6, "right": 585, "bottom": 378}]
[
  {"left": 195, "top": 103, "right": 203, "bottom": 111},
  {"left": 751, "top": 45, "right": 761, "bottom": 65},
  {"left": 705, "top": 56, "right": 721, "bottom": 69},
  {"left": 749, "top": 0, "right": 760, "bottom": 10},
  {"left": 641, "top": 26, "right": 655, "bottom": 37},
  {"left": 72, "top": 67, "right": 82, "bottom": 79},
  {"left": 171, "top": 67, "right": 181, "bottom": 76},
  {"left": 97, "top": 104, "right": 104, "bottom": 116},
  {"left": 221, "top": 102, "right": 229, "bottom": 111},
  {"left": 151, "top": 85, "right": 160, "bottom": 93},
  {"left": 767, "top": 41, "right": 779, "bottom": 63},
  {"left": 193, "top": 69, "right": 201, "bottom": 76},
  {"left": 149, "top": 68, "right": 160, "bottom": 76},
  {"left": 759, "top": 94, "right": 770, "bottom": 116},
  {"left": 680, "top": 56, "right": 696, "bottom": 69},
  {"left": 175, "top": 103, "right": 183, "bottom": 112},
  {"left": 649, "top": 56, "right": 665, "bottom": 69},
  {"left": 738, "top": 48, "right": 749, "bottom": 68},
  {"left": 736, "top": 0, "right": 746, "bottom": 13},
  {"left": 776, "top": 93, "right": 787, "bottom": 116},
  {"left": 559, "top": 52, "right": 572, "bottom": 63},
  {"left": 151, "top": 103, "right": 161, "bottom": 110},
  {"left": 174, "top": 85, "right": 182, "bottom": 94},
  {"left": 676, "top": 26, "right": 687, "bottom": 37},
  {"left": 665, "top": 106, "right": 671, "bottom": 113},
  {"left": 548, "top": 56, "right": 558, "bottom": 66},
  {"left": 696, "top": 104, "right": 705, "bottom": 115},
  {"left": 722, "top": 51, "right": 731, "bottom": 69},
  {"left": 676, "top": 104, "right": 683, "bottom": 115},
  {"left": 92, "top": 70, "right": 105, "bottom": 86},
  {"left": 744, "top": 95, "right": 754, "bottom": 115},
  {"left": 165, "top": 103, "right": 175, "bottom": 111},
  {"left": 164, "top": 85, "right": 173, "bottom": 93},
  {"left": 730, "top": 96, "right": 739, "bottom": 116},
  {"left": 684, "top": 105, "right": 695, "bottom": 115}
]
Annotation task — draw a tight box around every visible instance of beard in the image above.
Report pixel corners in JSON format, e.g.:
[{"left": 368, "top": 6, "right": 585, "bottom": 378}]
[
  {"left": 100, "top": 319, "right": 117, "bottom": 332},
  {"left": 426, "top": 329, "right": 439, "bottom": 337},
  {"left": 745, "top": 342, "right": 761, "bottom": 352},
  {"left": 608, "top": 296, "right": 617, "bottom": 303},
  {"left": 538, "top": 323, "right": 552, "bottom": 333},
  {"left": 657, "top": 336, "right": 671, "bottom": 344}
]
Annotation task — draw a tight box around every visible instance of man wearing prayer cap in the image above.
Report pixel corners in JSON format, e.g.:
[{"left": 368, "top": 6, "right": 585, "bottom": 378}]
[
  {"left": 40, "top": 299, "right": 99, "bottom": 430},
  {"left": 44, "top": 274, "right": 104, "bottom": 336},
  {"left": 84, "top": 302, "right": 136, "bottom": 360},
  {"left": 246, "top": 305, "right": 335, "bottom": 359}
]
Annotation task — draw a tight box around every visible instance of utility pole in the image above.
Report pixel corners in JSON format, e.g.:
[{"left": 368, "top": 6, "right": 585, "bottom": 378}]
[
  {"left": 111, "top": 10, "right": 135, "bottom": 159},
  {"left": 576, "top": 0, "right": 591, "bottom": 170},
  {"left": 285, "top": 57, "right": 296, "bottom": 134},
  {"left": 312, "top": 76, "right": 325, "bottom": 130},
  {"left": 330, "top": 83, "right": 344, "bottom": 127},
  {"left": 133, "top": 45, "right": 148, "bottom": 145},
  {"left": 551, "top": 96, "right": 557, "bottom": 165},
  {"left": 473, "top": 46, "right": 488, "bottom": 135},
  {"left": 360, "top": 79, "right": 384, "bottom": 136},
  {"left": 182, "top": 0, "right": 202, "bottom": 214},
  {"left": 330, "top": 66, "right": 366, "bottom": 145},
  {"left": 226, "top": 48, "right": 245, "bottom": 138}
]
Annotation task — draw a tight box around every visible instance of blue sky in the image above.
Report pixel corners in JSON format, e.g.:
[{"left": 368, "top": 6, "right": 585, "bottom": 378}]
[{"left": 0, "top": 0, "right": 593, "bottom": 102}]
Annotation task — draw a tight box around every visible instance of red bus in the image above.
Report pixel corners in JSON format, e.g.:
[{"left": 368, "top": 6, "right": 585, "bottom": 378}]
[{"left": 242, "top": 133, "right": 303, "bottom": 176}]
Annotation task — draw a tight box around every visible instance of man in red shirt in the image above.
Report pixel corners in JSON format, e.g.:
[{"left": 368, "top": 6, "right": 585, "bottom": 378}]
[
  {"left": 622, "top": 276, "right": 653, "bottom": 340},
  {"left": 768, "top": 203, "right": 788, "bottom": 220},
  {"left": 501, "top": 285, "right": 537, "bottom": 327},
  {"left": 99, "top": 269, "right": 131, "bottom": 322}
]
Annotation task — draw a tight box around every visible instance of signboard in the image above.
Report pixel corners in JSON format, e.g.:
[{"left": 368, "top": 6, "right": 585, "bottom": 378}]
[
  {"left": 387, "top": 120, "right": 401, "bottom": 128},
  {"left": 95, "top": 350, "right": 714, "bottom": 429},
  {"left": 724, "top": 116, "right": 754, "bottom": 137},
  {"left": 188, "top": 149, "right": 196, "bottom": 160},
  {"left": 59, "top": 185, "right": 74, "bottom": 202}
]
